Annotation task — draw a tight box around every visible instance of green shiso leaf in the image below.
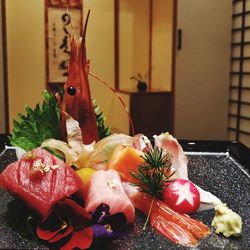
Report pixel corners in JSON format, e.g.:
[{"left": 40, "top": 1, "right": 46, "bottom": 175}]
[
  {"left": 9, "top": 90, "right": 110, "bottom": 151},
  {"left": 9, "top": 90, "right": 61, "bottom": 151}
]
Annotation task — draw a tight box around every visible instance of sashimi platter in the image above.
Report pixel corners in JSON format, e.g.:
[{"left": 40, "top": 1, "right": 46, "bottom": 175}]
[{"left": 0, "top": 12, "right": 248, "bottom": 250}]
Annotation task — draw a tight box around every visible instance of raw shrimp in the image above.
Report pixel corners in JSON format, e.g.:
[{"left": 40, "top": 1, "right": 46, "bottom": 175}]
[
  {"left": 123, "top": 183, "right": 210, "bottom": 247},
  {"left": 56, "top": 11, "right": 99, "bottom": 144}
]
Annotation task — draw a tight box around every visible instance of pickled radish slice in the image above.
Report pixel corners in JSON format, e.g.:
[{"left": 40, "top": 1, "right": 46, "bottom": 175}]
[{"left": 163, "top": 178, "right": 200, "bottom": 214}]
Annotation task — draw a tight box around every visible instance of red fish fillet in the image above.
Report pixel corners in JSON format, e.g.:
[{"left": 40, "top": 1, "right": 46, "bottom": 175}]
[
  {"left": 84, "top": 170, "right": 135, "bottom": 224},
  {"left": 0, "top": 148, "right": 82, "bottom": 217}
]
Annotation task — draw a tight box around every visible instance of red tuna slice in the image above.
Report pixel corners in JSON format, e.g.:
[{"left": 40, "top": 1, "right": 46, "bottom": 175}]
[
  {"left": 0, "top": 147, "right": 82, "bottom": 218},
  {"left": 84, "top": 169, "right": 135, "bottom": 224}
]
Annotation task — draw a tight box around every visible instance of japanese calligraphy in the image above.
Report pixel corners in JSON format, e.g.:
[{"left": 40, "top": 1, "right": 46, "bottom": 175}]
[
  {"left": 47, "top": 5, "right": 82, "bottom": 83},
  {"left": 59, "top": 13, "right": 72, "bottom": 77}
]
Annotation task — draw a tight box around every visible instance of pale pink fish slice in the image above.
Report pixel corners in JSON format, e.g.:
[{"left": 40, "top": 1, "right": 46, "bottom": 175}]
[
  {"left": 85, "top": 169, "right": 135, "bottom": 224},
  {"left": 154, "top": 133, "right": 188, "bottom": 179}
]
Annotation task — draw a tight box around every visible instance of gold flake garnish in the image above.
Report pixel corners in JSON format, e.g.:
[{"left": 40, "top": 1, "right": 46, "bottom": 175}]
[
  {"left": 33, "top": 159, "right": 43, "bottom": 168},
  {"left": 29, "top": 159, "right": 59, "bottom": 176},
  {"left": 43, "top": 164, "right": 51, "bottom": 172},
  {"left": 51, "top": 164, "right": 59, "bottom": 170},
  {"left": 29, "top": 159, "right": 44, "bottom": 176},
  {"left": 23, "top": 152, "right": 36, "bottom": 160},
  {"left": 30, "top": 160, "right": 48, "bottom": 174}
]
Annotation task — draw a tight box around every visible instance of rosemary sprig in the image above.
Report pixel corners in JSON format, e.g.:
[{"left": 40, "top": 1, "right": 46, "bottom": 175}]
[{"left": 130, "top": 147, "right": 174, "bottom": 229}]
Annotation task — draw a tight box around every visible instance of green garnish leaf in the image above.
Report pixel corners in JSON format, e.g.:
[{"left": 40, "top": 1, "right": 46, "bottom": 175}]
[
  {"left": 9, "top": 90, "right": 61, "bottom": 151},
  {"left": 42, "top": 146, "right": 65, "bottom": 161},
  {"left": 130, "top": 147, "right": 174, "bottom": 230},
  {"left": 93, "top": 99, "right": 111, "bottom": 139},
  {"left": 130, "top": 147, "right": 174, "bottom": 200}
]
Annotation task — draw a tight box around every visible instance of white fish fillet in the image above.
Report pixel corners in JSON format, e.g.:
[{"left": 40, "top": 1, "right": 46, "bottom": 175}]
[{"left": 196, "top": 185, "right": 221, "bottom": 211}]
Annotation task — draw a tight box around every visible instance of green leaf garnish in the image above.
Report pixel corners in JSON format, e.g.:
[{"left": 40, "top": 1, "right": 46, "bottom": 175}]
[
  {"left": 42, "top": 146, "right": 65, "bottom": 161},
  {"left": 93, "top": 99, "right": 111, "bottom": 139},
  {"left": 130, "top": 147, "right": 174, "bottom": 230},
  {"left": 9, "top": 90, "right": 110, "bottom": 151},
  {"left": 9, "top": 90, "right": 61, "bottom": 151},
  {"left": 130, "top": 147, "right": 173, "bottom": 199}
]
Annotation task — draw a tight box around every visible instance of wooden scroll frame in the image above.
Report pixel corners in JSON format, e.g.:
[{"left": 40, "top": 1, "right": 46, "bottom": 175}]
[
  {"left": 1, "top": 0, "right": 9, "bottom": 133},
  {"left": 45, "top": 0, "right": 83, "bottom": 91}
]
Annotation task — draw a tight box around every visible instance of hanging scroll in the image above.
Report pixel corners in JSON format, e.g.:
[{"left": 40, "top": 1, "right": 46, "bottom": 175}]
[{"left": 45, "top": 0, "right": 82, "bottom": 85}]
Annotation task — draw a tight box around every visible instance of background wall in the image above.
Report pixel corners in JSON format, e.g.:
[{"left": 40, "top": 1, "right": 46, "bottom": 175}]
[
  {"left": 5, "top": 0, "right": 130, "bottom": 134},
  {"left": 83, "top": 0, "right": 130, "bottom": 134},
  {"left": 118, "top": 0, "right": 173, "bottom": 92},
  {"left": 6, "top": 0, "right": 45, "bottom": 130},
  {"left": 119, "top": 0, "right": 149, "bottom": 91},
  {"left": 152, "top": 0, "right": 173, "bottom": 91},
  {"left": 174, "top": 0, "right": 232, "bottom": 140},
  {"left": 4, "top": 0, "right": 232, "bottom": 141}
]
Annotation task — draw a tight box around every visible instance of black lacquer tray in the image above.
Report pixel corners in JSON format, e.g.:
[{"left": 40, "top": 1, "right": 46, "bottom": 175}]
[{"left": 0, "top": 134, "right": 250, "bottom": 249}]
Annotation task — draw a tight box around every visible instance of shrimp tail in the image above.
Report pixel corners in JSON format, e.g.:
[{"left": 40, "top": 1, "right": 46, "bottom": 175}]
[
  {"left": 152, "top": 199, "right": 210, "bottom": 247},
  {"left": 123, "top": 184, "right": 210, "bottom": 248},
  {"left": 150, "top": 212, "right": 198, "bottom": 247}
]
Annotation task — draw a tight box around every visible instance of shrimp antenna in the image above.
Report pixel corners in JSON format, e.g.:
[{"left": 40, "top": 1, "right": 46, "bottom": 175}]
[
  {"left": 80, "top": 10, "right": 91, "bottom": 69},
  {"left": 66, "top": 8, "right": 75, "bottom": 37},
  {"left": 89, "top": 72, "right": 135, "bottom": 136},
  {"left": 82, "top": 10, "right": 90, "bottom": 43}
]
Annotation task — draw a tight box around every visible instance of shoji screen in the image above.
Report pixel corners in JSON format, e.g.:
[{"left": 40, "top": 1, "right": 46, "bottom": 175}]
[{"left": 229, "top": 0, "right": 250, "bottom": 147}]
